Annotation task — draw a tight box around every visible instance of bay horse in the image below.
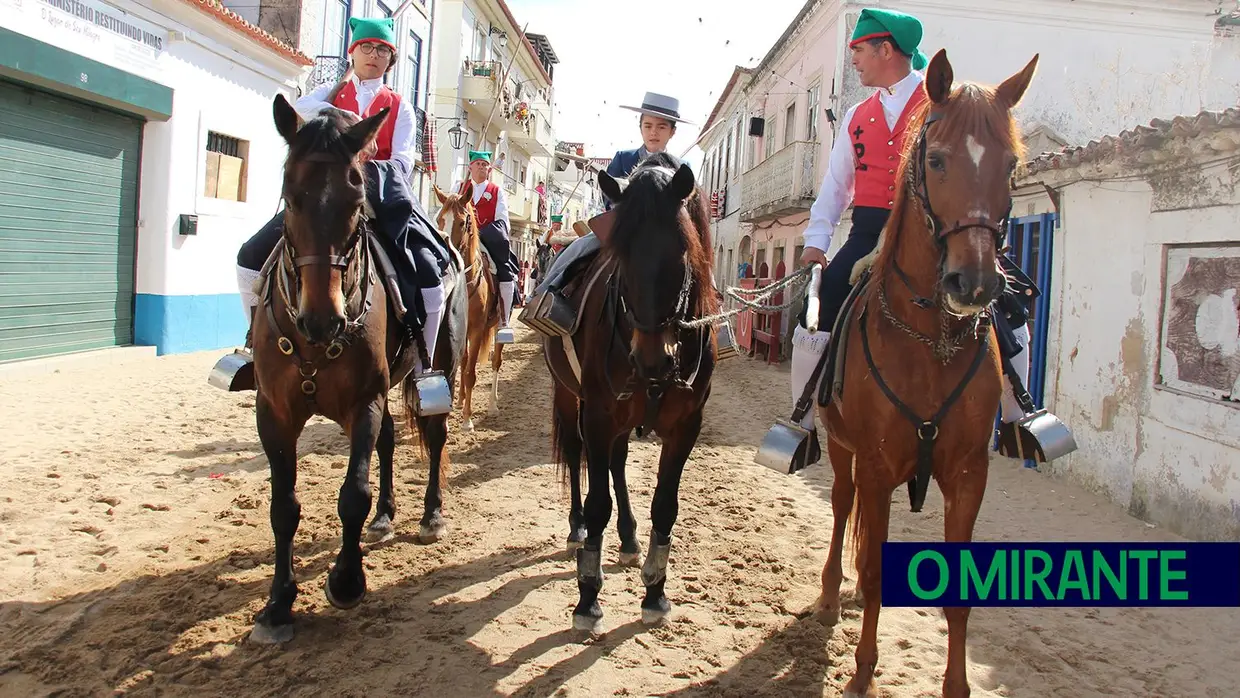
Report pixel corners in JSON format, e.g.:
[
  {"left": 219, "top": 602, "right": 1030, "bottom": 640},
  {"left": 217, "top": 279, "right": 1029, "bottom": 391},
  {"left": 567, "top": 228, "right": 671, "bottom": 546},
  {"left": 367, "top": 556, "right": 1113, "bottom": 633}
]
[
  {"left": 248, "top": 95, "right": 466, "bottom": 644},
  {"left": 432, "top": 186, "right": 504, "bottom": 432},
  {"left": 811, "top": 49, "right": 1039, "bottom": 697},
  {"left": 542, "top": 152, "right": 720, "bottom": 631}
]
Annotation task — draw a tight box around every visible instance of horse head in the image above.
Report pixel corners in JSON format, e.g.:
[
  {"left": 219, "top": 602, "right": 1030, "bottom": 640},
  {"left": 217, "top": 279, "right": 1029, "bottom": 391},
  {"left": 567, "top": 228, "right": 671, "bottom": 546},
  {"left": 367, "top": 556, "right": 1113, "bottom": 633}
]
[
  {"left": 272, "top": 93, "right": 388, "bottom": 345},
  {"left": 599, "top": 153, "right": 716, "bottom": 381},
  {"left": 907, "top": 49, "right": 1039, "bottom": 316}
]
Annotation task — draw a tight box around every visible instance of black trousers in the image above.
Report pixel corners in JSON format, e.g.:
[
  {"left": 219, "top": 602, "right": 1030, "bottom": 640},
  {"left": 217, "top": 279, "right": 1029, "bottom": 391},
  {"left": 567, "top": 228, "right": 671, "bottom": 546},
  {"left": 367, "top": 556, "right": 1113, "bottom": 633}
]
[
  {"left": 798, "top": 206, "right": 890, "bottom": 331},
  {"left": 236, "top": 211, "right": 442, "bottom": 290},
  {"left": 478, "top": 223, "right": 514, "bottom": 283}
]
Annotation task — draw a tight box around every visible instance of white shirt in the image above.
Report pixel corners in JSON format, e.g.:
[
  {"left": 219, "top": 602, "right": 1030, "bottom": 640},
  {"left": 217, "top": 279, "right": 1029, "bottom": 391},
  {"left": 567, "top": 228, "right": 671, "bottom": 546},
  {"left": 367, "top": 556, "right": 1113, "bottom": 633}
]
[
  {"left": 803, "top": 70, "right": 925, "bottom": 253},
  {"left": 296, "top": 74, "right": 419, "bottom": 180},
  {"left": 452, "top": 178, "right": 510, "bottom": 229}
]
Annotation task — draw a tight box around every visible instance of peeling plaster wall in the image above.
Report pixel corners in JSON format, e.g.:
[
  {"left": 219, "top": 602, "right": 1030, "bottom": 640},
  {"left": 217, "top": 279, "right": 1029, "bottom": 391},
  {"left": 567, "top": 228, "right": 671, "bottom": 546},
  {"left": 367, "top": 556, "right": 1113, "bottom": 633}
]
[{"left": 1046, "top": 170, "right": 1240, "bottom": 541}]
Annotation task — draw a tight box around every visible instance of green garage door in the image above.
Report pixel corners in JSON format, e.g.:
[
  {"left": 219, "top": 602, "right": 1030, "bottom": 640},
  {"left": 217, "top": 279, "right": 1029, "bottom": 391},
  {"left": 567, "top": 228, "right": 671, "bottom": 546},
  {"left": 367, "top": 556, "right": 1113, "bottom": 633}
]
[{"left": 0, "top": 78, "right": 141, "bottom": 363}]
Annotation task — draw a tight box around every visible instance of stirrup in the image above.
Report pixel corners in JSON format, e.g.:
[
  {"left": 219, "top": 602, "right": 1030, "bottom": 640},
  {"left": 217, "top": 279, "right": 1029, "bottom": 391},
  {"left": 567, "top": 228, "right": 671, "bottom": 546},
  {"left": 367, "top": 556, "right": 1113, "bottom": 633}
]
[
  {"left": 411, "top": 370, "right": 452, "bottom": 416},
  {"left": 518, "top": 289, "right": 575, "bottom": 338},
  {"left": 495, "top": 322, "right": 515, "bottom": 345},
  {"left": 208, "top": 348, "right": 254, "bottom": 392}
]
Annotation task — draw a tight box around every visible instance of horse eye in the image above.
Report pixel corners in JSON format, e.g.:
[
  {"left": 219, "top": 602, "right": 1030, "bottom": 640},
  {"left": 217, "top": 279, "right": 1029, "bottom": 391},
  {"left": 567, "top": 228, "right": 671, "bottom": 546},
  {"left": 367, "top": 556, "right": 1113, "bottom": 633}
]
[
  {"left": 349, "top": 169, "right": 363, "bottom": 187},
  {"left": 927, "top": 154, "right": 946, "bottom": 172}
]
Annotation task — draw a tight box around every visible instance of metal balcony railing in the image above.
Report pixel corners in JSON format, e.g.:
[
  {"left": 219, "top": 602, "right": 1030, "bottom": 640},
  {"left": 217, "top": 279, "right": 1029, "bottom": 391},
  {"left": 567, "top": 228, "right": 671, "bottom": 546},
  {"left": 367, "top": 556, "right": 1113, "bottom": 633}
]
[
  {"left": 739, "top": 140, "right": 820, "bottom": 222},
  {"left": 309, "top": 55, "right": 348, "bottom": 91}
]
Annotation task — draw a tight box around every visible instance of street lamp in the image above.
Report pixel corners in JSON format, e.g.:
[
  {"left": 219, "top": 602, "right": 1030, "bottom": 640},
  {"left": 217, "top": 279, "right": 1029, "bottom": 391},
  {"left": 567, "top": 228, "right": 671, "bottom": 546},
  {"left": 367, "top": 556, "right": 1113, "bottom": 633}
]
[
  {"left": 489, "top": 26, "right": 509, "bottom": 50},
  {"left": 447, "top": 121, "right": 466, "bottom": 150}
]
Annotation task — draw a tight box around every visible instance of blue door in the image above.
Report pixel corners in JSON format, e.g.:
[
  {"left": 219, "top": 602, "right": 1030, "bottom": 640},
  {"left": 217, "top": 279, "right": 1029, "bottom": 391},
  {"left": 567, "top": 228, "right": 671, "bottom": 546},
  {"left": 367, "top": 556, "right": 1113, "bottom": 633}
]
[{"left": 1006, "top": 213, "right": 1057, "bottom": 408}]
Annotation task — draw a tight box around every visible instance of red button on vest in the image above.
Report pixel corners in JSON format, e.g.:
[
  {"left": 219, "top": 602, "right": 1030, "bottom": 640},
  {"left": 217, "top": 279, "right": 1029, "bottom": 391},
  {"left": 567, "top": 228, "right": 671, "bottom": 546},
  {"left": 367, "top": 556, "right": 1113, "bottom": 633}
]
[
  {"left": 332, "top": 82, "right": 402, "bottom": 161},
  {"left": 849, "top": 87, "right": 927, "bottom": 210}
]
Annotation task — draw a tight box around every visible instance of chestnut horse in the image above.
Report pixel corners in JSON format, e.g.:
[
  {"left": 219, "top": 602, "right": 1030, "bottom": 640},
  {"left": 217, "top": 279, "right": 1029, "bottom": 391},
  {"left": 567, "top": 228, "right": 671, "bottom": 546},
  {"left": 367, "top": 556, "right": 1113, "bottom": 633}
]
[
  {"left": 248, "top": 96, "right": 466, "bottom": 644},
  {"left": 433, "top": 186, "right": 504, "bottom": 432},
  {"left": 542, "top": 152, "right": 721, "bottom": 631},
  {"left": 812, "top": 50, "right": 1039, "bottom": 697}
]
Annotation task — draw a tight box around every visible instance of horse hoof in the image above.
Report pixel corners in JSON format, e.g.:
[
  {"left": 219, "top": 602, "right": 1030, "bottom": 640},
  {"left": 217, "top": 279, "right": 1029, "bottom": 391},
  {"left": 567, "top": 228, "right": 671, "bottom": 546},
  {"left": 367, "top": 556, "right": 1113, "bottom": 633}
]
[
  {"left": 572, "top": 613, "right": 603, "bottom": 633},
  {"left": 325, "top": 567, "right": 367, "bottom": 610},
  {"left": 842, "top": 677, "right": 879, "bottom": 698},
  {"left": 419, "top": 521, "right": 448, "bottom": 543},
  {"left": 365, "top": 514, "right": 395, "bottom": 543},
  {"left": 641, "top": 606, "right": 671, "bottom": 626},
  {"left": 249, "top": 621, "right": 294, "bottom": 645},
  {"left": 566, "top": 539, "right": 583, "bottom": 553},
  {"left": 618, "top": 551, "right": 640, "bottom": 566},
  {"left": 462, "top": 419, "right": 475, "bottom": 433}
]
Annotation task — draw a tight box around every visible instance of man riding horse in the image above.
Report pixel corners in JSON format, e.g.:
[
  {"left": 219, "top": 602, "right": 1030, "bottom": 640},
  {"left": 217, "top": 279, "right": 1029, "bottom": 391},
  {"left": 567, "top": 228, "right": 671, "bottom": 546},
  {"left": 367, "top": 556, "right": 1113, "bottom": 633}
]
[
  {"left": 787, "top": 8, "right": 1054, "bottom": 470},
  {"left": 220, "top": 17, "right": 452, "bottom": 393},
  {"left": 450, "top": 151, "right": 519, "bottom": 343}
]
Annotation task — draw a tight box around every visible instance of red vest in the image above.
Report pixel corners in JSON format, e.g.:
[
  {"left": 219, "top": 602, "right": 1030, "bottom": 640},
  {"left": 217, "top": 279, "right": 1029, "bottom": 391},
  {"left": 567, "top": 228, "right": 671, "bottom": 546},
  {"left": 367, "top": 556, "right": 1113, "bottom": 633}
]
[
  {"left": 332, "top": 81, "right": 402, "bottom": 161},
  {"left": 849, "top": 87, "right": 928, "bottom": 209},
  {"left": 459, "top": 180, "right": 500, "bottom": 228}
]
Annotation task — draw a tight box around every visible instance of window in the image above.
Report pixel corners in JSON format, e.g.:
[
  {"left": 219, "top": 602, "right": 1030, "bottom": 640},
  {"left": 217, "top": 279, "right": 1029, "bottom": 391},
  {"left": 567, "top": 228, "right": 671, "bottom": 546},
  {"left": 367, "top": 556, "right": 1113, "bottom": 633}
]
[
  {"left": 322, "top": 0, "right": 351, "bottom": 58},
  {"left": 765, "top": 114, "right": 777, "bottom": 159},
  {"left": 784, "top": 101, "right": 796, "bottom": 147},
  {"left": 406, "top": 30, "right": 423, "bottom": 104},
  {"left": 807, "top": 84, "right": 820, "bottom": 142},
  {"left": 204, "top": 131, "right": 249, "bottom": 202},
  {"left": 474, "top": 23, "right": 487, "bottom": 62}
]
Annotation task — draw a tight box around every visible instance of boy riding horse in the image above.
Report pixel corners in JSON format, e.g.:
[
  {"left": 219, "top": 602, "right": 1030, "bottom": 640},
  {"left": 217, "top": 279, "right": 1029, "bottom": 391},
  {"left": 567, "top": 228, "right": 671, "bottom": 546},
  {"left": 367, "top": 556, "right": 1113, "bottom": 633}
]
[{"left": 222, "top": 17, "right": 452, "bottom": 393}]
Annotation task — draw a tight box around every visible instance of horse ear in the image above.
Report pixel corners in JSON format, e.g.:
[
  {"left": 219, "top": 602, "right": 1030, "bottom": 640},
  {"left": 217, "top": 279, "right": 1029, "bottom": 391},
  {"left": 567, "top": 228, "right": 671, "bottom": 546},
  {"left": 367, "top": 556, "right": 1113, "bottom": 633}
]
[
  {"left": 432, "top": 184, "right": 448, "bottom": 205},
  {"left": 996, "top": 54, "right": 1039, "bottom": 110},
  {"left": 669, "top": 163, "right": 696, "bottom": 202},
  {"left": 599, "top": 170, "right": 625, "bottom": 203},
  {"left": 273, "top": 93, "right": 302, "bottom": 144},
  {"left": 925, "top": 49, "right": 953, "bottom": 105},
  {"left": 343, "top": 107, "right": 390, "bottom": 156}
]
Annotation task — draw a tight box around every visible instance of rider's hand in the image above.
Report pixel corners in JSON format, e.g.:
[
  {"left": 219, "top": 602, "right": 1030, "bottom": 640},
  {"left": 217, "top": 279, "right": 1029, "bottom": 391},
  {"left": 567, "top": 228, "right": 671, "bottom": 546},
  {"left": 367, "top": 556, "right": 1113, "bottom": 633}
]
[{"left": 800, "top": 246, "right": 828, "bottom": 268}]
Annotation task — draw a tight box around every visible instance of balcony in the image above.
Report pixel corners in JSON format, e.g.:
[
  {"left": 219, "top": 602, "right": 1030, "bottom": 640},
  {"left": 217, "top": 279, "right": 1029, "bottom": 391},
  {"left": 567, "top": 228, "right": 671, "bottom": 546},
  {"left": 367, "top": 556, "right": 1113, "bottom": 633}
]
[
  {"left": 308, "top": 55, "right": 348, "bottom": 91},
  {"left": 505, "top": 181, "right": 534, "bottom": 222},
  {"left": 739, "top": 140, "right": 820, "bottom": 223}
]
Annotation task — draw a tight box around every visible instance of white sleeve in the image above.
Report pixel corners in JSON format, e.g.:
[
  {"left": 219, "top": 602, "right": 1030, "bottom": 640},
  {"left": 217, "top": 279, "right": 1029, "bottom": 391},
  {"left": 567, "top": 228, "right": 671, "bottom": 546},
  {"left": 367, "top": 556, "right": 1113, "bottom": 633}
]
[
  {"left": 293, "top": 83, "right": 343, "bottom": 120},
  {"left": 494, "top": 185, "right": 510, "bottom": 226},
  {"left": 387, "top": 98, "right": 418, "bottom": 180},
  {"left": 802, "top": 103, "right": 859, "bottom": 253}
]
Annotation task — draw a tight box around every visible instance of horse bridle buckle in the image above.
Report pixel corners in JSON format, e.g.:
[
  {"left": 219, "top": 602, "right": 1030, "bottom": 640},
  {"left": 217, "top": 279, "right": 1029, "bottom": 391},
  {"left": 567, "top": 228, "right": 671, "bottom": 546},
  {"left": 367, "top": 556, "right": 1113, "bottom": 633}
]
[
  {"left": 325, "top": 341, "right": 344, "bottom": 360},
  {"left": 277, "top": 336, "right": 295, "bottom": 356}
]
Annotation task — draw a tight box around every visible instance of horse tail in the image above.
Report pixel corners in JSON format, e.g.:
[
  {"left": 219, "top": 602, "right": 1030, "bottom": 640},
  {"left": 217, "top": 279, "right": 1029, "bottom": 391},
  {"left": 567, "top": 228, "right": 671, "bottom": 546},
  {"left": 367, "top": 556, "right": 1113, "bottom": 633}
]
[
  {"left": 550, "top": 386, "right": 585, "bottom": 498},
  {"left": 398, "top": 375, "right": 449, "bottom": 490},
  {"left": 847, "top": 462, "right": 866, "bottom": 578}
]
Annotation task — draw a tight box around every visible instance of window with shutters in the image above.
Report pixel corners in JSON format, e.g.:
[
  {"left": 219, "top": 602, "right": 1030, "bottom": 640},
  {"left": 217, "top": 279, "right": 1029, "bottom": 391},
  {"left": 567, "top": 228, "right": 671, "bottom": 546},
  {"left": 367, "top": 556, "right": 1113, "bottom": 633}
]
[{"left": 203, "top": 131, "right": 249, "bottom": 202}]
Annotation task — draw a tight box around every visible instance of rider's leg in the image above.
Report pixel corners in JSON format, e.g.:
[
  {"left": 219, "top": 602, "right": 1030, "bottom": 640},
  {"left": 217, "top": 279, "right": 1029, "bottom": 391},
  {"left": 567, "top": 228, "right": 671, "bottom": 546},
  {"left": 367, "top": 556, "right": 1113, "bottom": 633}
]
[
  {"left": 535, "top": 233, "right": 601, "bottom": 294},
  {"left": 477, "top": 225, "right": 516, "bottom": 327},
  {"left": 418, "top": 283, "right": 446, "bottom": 372},
  {"left": 999, "top": 322, "right": 1031, "bottom": 422},
  {"left": 234, "top": 212, "right": 285, "bottom": 345}
]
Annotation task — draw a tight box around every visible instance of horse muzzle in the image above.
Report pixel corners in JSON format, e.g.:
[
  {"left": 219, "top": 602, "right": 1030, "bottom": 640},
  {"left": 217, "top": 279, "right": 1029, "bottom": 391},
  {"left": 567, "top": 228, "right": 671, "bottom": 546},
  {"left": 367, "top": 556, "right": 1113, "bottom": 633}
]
[
  {"left": 295, "top": 311, "right": 346, "bottom": 345},
  {"left": 941, "top": 266, "right": 1006, "bottom": 316}
]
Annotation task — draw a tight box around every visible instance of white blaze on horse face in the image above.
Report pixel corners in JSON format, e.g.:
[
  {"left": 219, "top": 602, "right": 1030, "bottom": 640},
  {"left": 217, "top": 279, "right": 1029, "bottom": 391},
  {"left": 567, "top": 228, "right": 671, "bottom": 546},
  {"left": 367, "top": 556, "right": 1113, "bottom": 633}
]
[{"left": 966, "top": 135, "right": 986, "bottom": 170}]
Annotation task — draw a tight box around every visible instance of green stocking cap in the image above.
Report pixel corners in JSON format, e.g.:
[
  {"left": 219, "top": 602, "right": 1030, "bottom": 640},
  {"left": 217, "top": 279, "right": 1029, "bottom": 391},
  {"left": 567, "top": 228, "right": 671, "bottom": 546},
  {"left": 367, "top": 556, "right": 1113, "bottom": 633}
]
[
  {"left": 550, "top": 214, "right": 563, "bottom": 223},
  {"left": 850, "top": 8, "right": 928, "bottom": 71},
  {"left": 468, "top": 150, "right": 493, "bottom": 164},
  {"left": 348, "top": 17, "right": 397, "bottom": 53}
]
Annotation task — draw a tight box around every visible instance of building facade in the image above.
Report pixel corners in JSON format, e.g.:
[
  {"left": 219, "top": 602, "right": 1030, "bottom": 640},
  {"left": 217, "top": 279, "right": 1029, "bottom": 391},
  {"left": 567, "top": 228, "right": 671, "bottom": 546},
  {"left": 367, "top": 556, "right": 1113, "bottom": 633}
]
[
  {"left": 427, "top": 0, "right": 558, "bottom": 263},
  {"left": 0, "top": 0, "right": 310, "bottom": 361},
  {"left": 1013, "top": 107, "right": 1240, "bottom": 541}
]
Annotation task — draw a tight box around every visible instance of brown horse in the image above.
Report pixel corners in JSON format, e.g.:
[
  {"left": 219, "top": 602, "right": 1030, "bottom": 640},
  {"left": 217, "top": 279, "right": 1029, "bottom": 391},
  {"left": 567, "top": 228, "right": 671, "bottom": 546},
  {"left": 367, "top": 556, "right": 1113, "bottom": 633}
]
[
  {"left": 812, "top": 50, "right": 1039, "bottom": 697},
  {"left": 542, "top": 152, "right": 721, "bottom": 631},
  {"left": 433, "top": 186, "right": 504, "bottom": 432},
  {"left": 248, "top": 95, "right": 466, "bottom": 644}
]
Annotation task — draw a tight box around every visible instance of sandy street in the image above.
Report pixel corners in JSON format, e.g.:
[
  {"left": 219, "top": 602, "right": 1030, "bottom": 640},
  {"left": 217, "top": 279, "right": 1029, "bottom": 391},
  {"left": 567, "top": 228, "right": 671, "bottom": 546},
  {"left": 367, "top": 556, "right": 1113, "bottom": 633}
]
[{"left": 1, "top": 327, "right": 1237, "bottom": 697}]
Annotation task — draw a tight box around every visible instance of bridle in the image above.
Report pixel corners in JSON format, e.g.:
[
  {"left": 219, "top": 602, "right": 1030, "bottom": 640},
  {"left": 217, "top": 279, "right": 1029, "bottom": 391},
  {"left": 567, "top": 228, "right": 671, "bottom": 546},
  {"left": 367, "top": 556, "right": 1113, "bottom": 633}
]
[{"left": 263, "top": 151, "right": 374, "bottom": 398}]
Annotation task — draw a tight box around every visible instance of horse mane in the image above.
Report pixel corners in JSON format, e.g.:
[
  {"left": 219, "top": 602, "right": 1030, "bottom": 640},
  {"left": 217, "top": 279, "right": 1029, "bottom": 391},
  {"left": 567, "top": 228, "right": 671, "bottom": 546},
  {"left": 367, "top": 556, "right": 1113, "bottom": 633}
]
[
  {"left": 441, "top": 191, "right": 484, "bottom": 285},
  {"left": 285, "top": 108, "right": 362, "bottom": 165},
  {"left": 871, "top": 82, "right": 1026, "bottom": 275},
  {"left": 607, "top": 152, "right": 719, "bottom": 318}
]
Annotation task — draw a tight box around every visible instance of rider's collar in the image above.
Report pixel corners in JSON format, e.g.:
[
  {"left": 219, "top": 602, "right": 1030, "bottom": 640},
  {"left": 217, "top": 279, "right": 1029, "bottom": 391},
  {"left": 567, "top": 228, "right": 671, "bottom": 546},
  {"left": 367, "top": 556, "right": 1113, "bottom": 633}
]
[
  {"left": 882, "top": 70, "right": 923, "bottom": 98},
  {"left": 353, "top": 74, "right": 384, "bottom": 90}
]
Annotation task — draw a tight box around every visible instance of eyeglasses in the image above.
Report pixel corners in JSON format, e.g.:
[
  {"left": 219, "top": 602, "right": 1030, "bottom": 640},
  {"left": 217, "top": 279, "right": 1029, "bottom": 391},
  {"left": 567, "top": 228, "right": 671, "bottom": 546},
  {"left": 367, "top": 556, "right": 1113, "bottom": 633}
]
[{"left": 356, "top": 43, "right": 393, "bottom": 58}]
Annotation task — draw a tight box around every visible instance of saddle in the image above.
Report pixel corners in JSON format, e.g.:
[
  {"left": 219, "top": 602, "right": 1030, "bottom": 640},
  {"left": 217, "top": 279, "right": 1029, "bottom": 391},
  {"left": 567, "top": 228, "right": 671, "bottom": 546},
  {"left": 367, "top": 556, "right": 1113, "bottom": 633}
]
[
  {"left": 541, "top": 256, "right": 616, "bottom": 398},
  {"left": 519, "top": 209, "right": 617, "bottom": 338}
]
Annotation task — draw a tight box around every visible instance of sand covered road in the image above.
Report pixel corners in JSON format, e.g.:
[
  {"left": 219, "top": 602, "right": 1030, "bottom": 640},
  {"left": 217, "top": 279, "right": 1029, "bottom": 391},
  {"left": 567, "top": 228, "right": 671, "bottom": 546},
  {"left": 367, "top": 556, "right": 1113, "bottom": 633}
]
[{"left": 2, "top": 328, "right": 1237, "bottom": 697}]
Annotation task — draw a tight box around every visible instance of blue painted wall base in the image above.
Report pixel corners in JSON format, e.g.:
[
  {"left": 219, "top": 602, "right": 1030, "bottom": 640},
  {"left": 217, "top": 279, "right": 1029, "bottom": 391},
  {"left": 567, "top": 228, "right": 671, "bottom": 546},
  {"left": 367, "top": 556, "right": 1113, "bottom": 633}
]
[{"left": 134, "top": 293, "right": 248, "bottom": 356}]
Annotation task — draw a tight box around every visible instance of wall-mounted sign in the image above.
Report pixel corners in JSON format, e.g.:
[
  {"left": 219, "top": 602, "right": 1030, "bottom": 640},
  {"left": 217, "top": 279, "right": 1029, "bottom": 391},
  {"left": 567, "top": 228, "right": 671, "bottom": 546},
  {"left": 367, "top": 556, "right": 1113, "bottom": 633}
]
[{"left": 0, "top": 0, "right": 169, "bottom": 77}]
